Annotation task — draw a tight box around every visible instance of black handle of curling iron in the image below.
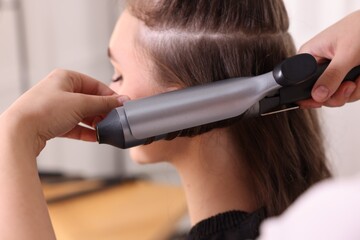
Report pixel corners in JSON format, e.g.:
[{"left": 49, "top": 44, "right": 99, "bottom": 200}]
[{"left": 279, "top": 63, "right": 360, "bottom": 105}]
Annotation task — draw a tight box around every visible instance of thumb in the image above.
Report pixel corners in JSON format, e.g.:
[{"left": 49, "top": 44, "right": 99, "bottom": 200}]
[
  {"left": 79, "top": 95, "right": 130, "bottom": 118},
  {"left": 312, "top": 57, "right": 353, "bottom": 103}
]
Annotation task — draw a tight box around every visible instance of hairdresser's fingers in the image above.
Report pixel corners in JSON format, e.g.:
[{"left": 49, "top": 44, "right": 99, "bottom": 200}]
[
  {"left": 298, "top": 10, "right": 360, "bottom": 104},
  {"left": 81, "top": 116, "right": 102, "bottom": 129},
  {"left": 298, "top": 81, "right": 357, "bottom": 108},
  {"left": 299, "top": 43, "right": 347, "bottom": 103},
  {"left": 311, "top": 55, "right": 355, "bottom": 103},
  {"left": 62, "top": 94, "right": 129, "bottom": 141},
  {"left": 47, "top": 69, "right": 116, "bottom": 96},
  {"left": 33, "top": 96, "right": 116, "bottom": 143},
  {"left": 72, "top": 94, "right": 129, "bottom": 119},
  {"left": 321, "top": 81, "right": 356, "bottom": 107},
  {"left": 80, "top": 94, "right": 130, "bottom": 129},
  {"left": 61, "top": 125, "right": 97, "bottom": 142},
  {"left": 348, "top": 77, "right": 360, "bottom": 102},
  {"left": 81, "top": 118, "right": 96, "bottom": 129},
  {"left": 298, "top": 99, "right": 323, "bottom": 109},
  {"left": 37, "top": 94, "right": 128, "bottom": 142},
  {"left": 70, "top": 73, "right": 116, "bottom": 96}
]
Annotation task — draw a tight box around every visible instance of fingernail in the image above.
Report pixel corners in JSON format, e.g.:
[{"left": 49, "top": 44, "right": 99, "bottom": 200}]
[
  {"left": 345, "top": 86, "right": 356, "bottom": 98},
  {"left": 117, "top": 95, "right": 130, "bottom": 104},
  {"left": 313, "top": 86, "right": 330, "bottom": 102}
]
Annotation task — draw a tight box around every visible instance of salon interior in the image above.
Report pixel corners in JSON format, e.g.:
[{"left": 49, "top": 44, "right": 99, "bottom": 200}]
[{"left": 1, "top": 0, "right": 360, "bottom": 239}]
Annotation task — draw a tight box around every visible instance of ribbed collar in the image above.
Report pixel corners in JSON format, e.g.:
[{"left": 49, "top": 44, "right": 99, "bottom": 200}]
[{"left": 187, "top": 208, "right": 266, "bottom": 240}]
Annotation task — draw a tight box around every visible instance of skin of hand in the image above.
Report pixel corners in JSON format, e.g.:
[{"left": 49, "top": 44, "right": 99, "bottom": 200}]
[
  {"left": 0, "top": 69, "right": 127, "bottom": 240},
  {"left": 299, "top": 10, "right": 360, "bottom": 108},
  {"left": 2, "top": 69, "right": 128, "bottom": 156}
]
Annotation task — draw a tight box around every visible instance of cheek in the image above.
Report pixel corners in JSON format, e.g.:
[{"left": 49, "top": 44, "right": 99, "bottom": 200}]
[
  {"left": 109, "top": 81, "right": 160, "bottom": 100},
  {"left": 110, "top": 82, "right": 139, "bottom": 100},
  {"left": 110, "top": 82, "right": 133, "bottom": 98},
  {"left": 109, "top": 82, "right": 121, "bottom": 94}
]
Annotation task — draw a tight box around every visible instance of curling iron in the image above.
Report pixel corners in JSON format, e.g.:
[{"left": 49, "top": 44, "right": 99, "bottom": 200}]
[{"left": 96, "top": 53, "right": 360, "bottom": 149}]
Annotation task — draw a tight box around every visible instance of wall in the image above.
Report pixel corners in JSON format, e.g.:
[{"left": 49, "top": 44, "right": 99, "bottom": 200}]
[
  {"left": 32, "top": 0, "right": 130, "bottom": 177},
  {"left": 0, "top": 0, "right": 177, "bottom": 180},
  {"left": 0, "top": 0, "right": 21, "bottom": 113},
  {"left": 1, "top": 0, "right": 129, "bottom": 177}
]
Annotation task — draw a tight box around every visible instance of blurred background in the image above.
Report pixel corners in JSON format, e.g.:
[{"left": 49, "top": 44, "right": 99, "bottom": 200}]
[
  {"left": 0, "top": 0, "right": 180, "bottom": 181},
  {"left": 0, "top": 0, "right": 360, "bottom": 239}
]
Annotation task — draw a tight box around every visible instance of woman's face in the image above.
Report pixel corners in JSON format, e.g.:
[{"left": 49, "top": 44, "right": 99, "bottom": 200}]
[{"left": 108, "top": 10, "right": 190, "bottom": 164}]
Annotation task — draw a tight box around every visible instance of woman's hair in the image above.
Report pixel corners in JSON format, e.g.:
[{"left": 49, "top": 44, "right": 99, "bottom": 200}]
[{"left": 126, "top": 0, "right": 331, "bottom": 217}]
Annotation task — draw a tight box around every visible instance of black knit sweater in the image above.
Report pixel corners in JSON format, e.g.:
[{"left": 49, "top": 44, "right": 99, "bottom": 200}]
[{"left": 187, "top": 209, "right": 265, "bottom": 240}]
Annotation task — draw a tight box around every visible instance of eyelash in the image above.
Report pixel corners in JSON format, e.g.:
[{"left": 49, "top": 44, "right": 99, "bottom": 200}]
[{"left": 112, "top": 75, "right": 123, "bottom": 83}]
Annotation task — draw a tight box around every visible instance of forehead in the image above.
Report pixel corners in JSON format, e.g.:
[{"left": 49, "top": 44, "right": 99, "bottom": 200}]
[{"left": 109, "top": 9, "right": 140, "bottom": 63}]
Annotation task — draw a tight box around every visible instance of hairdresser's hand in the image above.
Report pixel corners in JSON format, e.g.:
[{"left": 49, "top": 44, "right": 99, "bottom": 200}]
[
  {"left": 299, "top": 10, "right": 360, "bottom": 108},
  {"left": 1, "top": 69, "right": 128, "bottom": 156},
  {"left": 0, "top": 69, "right": 128, "bottom": 240}
]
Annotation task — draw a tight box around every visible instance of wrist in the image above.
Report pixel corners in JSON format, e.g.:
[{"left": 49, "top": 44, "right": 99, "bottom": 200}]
[{"left": 0, "top": 110, "right": 44, "bottom": 158}]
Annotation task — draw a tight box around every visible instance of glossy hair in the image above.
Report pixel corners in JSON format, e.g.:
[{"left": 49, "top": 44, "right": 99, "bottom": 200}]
[{"left": 127, "top": 0, "right": 331, "bottom": 217}]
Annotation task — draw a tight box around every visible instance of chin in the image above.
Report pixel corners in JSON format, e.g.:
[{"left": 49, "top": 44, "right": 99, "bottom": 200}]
[
  {"left": 129, "top": 138, "right": 189, "bottom": 165},
  {"left": 129, "top": 144, "right": 166, "bottom": 164}
]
